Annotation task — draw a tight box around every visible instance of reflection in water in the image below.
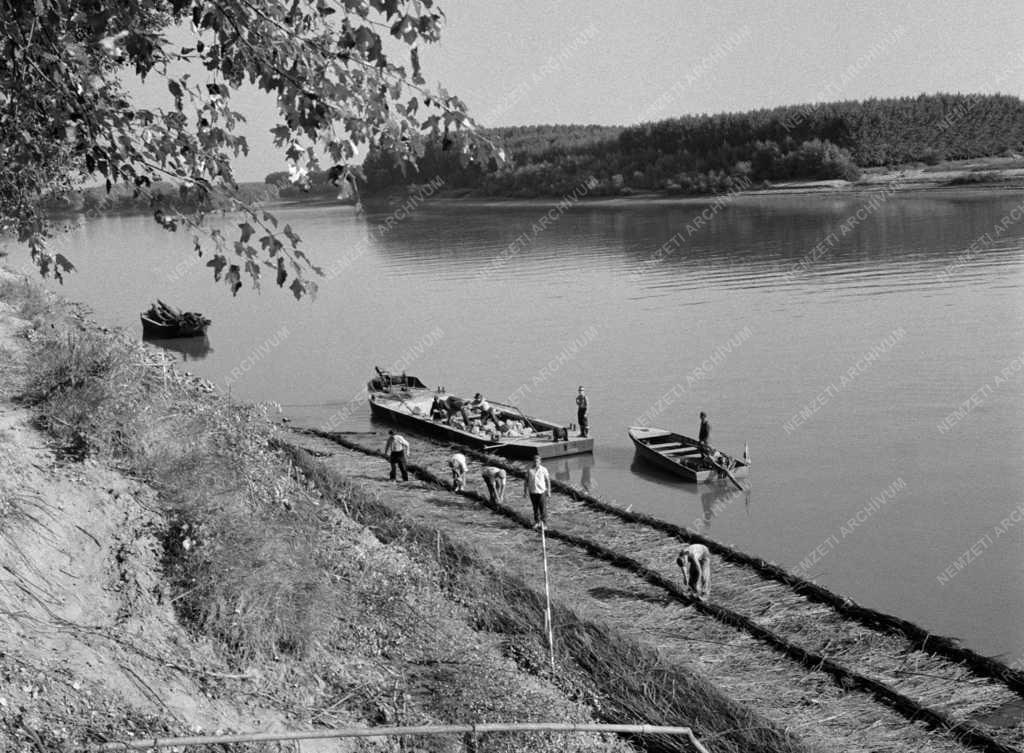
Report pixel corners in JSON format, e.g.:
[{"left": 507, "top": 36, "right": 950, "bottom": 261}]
[
  {"left": 700, "top": 485, "right": 751, "bottom": 530},
  {"left": 546, "top": 452, "right": 595, "bottom": 491},
  {"left": 142, "top": 334, "right": 213, "bottom": 361},
  {"left": 628, "top": 455, "right": 685, "bottom": 488},
  {"left": 366, "top": 195, "right": 1024, "bottom": 295},
  {"left": 628, "top": 455, "right": 752, "bottom": 529}
]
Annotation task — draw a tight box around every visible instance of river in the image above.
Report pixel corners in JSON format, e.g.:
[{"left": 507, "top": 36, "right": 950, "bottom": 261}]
[{"left": 21, "top": 187, "right": 1024, "bottom": 663}]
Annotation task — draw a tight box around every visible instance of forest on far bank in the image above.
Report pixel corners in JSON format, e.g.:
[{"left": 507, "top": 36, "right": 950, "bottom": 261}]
[{"left": 362, "top": 93, "right": 1024, "bottom": 197}]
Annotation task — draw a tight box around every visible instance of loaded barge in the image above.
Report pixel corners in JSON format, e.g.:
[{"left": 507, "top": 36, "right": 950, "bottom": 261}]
[{"left": 368, "top": 369, "right": 593, "bottom": 459}]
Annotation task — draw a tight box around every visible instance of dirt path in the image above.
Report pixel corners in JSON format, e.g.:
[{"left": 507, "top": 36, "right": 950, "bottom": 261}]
[{"left": 287, "top": 427, "right": 1024, "bottom": 753}]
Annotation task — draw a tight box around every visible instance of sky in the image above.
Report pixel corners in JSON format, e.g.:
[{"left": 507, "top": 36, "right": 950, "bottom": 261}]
[{"left": 186, "top": 0, "right": 1024, "bottom": 180}]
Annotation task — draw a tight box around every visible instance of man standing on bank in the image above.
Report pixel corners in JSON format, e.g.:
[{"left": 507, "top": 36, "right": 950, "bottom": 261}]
[
  {"left": 576, "top": 385, "right": 589, "bottom": 438},
  {"left": 523, "top": 454, "right": 551, "bottom": 529},
  {"left": 384, "top": 429, "right": 410, "bottom": 482},
  {"left": 698, "top": 411, "right": 711, "bottom": 460}
]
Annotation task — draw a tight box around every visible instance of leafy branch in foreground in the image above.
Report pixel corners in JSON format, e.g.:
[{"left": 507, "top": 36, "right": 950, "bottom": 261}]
[{"left": 1, "top": 0, "right": 492, "bottom": 298}]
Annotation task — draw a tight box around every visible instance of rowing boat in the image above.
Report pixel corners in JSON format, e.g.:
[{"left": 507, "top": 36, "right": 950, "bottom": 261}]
[
  {"left": 367, "top": 368, "right": 593, "bottom": 459},
  {"left": 628, "top": 426, "right": 750, "bottom": 484},
  {"left": 140, "top": 315, "right": 210, "bottom": 338},
  {"left": 140, "top": 300, "right": 210, "bottom": 338}
]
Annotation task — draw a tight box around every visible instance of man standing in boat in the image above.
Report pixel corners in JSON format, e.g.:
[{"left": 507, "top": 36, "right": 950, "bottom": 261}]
[
  {"left": 384, "top": 429, "right": 410, "bottom": 482},
  {"left": 524, "top": 454, "right": 551, "bottom": 529},
  {"left": 698, "top": 412, "right": 711, "bottom": 460},
  {"left": 576, "top": 385, "right": 589, "bottom": 438}
]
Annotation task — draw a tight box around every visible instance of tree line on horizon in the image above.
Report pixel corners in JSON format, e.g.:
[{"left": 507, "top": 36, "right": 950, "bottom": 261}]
[{"left": 361, "top": 93, "right": 1024, "bottom": 198}]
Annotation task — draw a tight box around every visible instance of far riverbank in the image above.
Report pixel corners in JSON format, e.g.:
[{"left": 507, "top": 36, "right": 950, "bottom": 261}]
[{"left": 358, "top": 157, "right": 1024, "bottom": 211}]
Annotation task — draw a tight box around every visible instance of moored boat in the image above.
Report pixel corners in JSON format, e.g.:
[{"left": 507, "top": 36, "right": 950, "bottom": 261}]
[
  {"left": 140, "top": 300, "right": 210, "bottom": 338},
  {"left": 628, "top": 426, "right": 750, "bottom": 484},
  {"left": 367, "top": 368, "right": 593, "bottom": 459},
  {"left": 140, "top": 315, "right": 210, "bottom": 338}
]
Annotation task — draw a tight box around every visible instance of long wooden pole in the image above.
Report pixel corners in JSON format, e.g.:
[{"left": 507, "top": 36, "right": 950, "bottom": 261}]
[
  {"left": 540, "top": 523, "right": 556, "bottom": 673},
  {"left": 99, "top": 723, "right": 711, "bottom": 752},
  {"left": 707, "top": 453, "right": 744, "bottom": 491}
]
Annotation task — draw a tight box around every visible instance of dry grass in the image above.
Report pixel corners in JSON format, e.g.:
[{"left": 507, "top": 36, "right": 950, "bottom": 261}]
[
  {"left": 0, "top": 275, "right": 54, "bottom": 323},
  {"left": 16, "top": 323, "right": 347, "bottom": 661}
]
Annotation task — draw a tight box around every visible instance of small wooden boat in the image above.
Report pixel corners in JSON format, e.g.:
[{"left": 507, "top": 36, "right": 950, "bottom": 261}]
[
  {"left": 367, "top": 368, "right": 593, "bottom": 459},
  {"left": 140, "top": 300, "right": 210, "bottom": 338},
  {"left": 628, "top": 426, "right": 750, "bottom": 484}
]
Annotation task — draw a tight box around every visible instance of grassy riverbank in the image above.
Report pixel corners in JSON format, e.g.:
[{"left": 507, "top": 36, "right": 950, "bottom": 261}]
[
  {"left": 0, "top": 271, "right": 813, "bottom": 752},
  {"left": 284, "top": 445, "right": 811, "bottom": 753}
]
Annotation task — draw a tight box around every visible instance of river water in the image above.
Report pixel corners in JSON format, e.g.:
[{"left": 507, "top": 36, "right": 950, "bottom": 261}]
[{"left": 21, "top": 188, "right": 1024, "bottom": 662}]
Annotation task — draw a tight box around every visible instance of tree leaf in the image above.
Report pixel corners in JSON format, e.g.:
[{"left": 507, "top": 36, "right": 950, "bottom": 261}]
[
  {"left": 226, "top": 264, "right": 242, "bottom": 296},
  {"left": 245, "top": 259, "right": 261, "bottom": 289},
  {"left": 206, "top": 254, "right": 227, "bottom": 281},
  {"left": 238, "top": 222, "right": 255, "bottom": 244},
  {"left": 283, "top": 224, "right": 300, "bottom": 247}
]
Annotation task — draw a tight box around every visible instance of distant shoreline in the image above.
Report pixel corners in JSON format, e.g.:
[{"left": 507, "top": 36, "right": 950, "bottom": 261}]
[
  {"left": 358, "top": 158, "right": 1024, "bottom": 211},
  {"left": 41, "top": 159, "right": 1024, "bottom": 222}
]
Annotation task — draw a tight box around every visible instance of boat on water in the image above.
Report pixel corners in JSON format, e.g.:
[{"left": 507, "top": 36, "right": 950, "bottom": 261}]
[
  {"left": 140, "top": 300, "right": 210, "bottom": 338},
  {"left": 367, "top": 369, "right": 594, "bottom": 459},
  {"left": 628, "top": 426, "right": 750, "bottom": 484}
]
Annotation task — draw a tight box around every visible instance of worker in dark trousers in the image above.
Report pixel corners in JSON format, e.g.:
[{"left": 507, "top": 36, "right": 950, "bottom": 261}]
[
  {"left": 698, "top": 412, "right": 711, "bottom": 460},
  {"left": 384, "top": 429, "right": 410, "bottom": 481},
  {"left": 523, "top": 454, "right": 551, "bottom": 529},
  {"left": 576, "top": 385, "right": 589, "bottom": 438}
]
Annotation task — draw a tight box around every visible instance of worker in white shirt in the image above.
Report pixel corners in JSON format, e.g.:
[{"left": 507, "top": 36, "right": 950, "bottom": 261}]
[
  {"left": 523, "top": 454, "right": 551, "bottom": 529},
  {"left": 448, "top": 452, "right": 468, "bottom": 492},
  {"left": 383, "top": 429, "right": 410, "bottom": 482}
]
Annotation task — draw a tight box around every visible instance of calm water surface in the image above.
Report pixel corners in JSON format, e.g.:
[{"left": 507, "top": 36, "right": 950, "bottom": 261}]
[{"left": 23, "top": 190, "right": 1024, "bottom": 662}]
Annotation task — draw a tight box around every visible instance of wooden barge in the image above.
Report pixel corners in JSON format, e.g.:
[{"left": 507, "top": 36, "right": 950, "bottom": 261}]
[{"left": 367, "top": 370, "right": 593, "bottom": 459}]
